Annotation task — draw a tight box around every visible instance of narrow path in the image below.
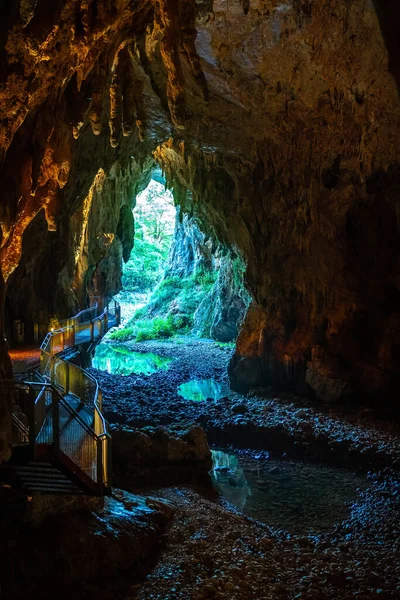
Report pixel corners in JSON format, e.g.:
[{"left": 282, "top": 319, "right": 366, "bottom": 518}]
[{"left": 9, "top": 346, "right": 40, "bottom": 372}]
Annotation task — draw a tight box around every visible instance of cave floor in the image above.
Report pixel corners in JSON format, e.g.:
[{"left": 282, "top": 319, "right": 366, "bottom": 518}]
[
  {"left": 132, "top": 479, "right": 400, "bottom": 600},
  {"left": 87, "top": 337, "right": 400, "bottom": 599},
  {"left": 91, "top": 337, "right": 400, "bottom": 470}
]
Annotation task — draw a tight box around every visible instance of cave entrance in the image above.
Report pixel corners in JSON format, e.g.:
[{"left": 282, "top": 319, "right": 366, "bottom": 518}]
[
  {"left": 92, "top": 169, "right": 250, "bottom": 384},
  {"left": 115, "top": 170, "right": 176, "bottom": 326}
]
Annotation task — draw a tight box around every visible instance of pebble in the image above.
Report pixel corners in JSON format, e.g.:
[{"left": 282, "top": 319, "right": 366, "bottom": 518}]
[{"left": 88, "top": 338, "right": 400, "bottom": 599}]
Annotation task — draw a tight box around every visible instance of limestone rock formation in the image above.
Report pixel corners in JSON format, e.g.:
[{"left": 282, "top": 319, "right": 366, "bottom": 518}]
[
  {"left": 6, "top": 488, "right": 173, "bottom": 595},
  {"left": 165, "top": 207, "right": 216, "bottom": 279},
  {"left": 164, "top": 210, "right": 249, "bottom": 341},
  {"left": 305, "top": 345, "right": 350, "bottom": 404},
  {"left": 111, "top": 423, "right": 212, "bottom": 467},
  {"left": 194, "top": 255, "right": 251, "bottom": 342},
  {"left": 0, "top": 0, "right": 399, "bottom": 414}
]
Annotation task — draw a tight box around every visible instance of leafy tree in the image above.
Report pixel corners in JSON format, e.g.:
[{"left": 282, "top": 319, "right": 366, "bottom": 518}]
[{"left": 122, "top": 180, "right": 175, "bottom": 293}]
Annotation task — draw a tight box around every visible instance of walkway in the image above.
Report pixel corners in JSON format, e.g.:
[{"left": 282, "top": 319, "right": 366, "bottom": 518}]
[
  {"left": 3, "top": 299, "right": 120, "bottom": 495},
  {"left": 9, "top": 346, "right": 40, "bottom": 373}
]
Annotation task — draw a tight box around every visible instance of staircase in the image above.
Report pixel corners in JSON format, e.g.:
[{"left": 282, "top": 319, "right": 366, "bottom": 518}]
[
  {"left": 1, "top": 462, "right": 84, "bottom": 495},
  {"left": 1, "top": 298, "right": 121, "bottom": 497}
]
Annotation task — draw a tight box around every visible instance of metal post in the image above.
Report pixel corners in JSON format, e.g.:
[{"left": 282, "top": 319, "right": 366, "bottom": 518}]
[
  {"left": 97, "top": 438, "right": 103, "bottom": 489},
  {"left": 27, "top": 387, "right": 36, "bottom": 461},
  {"left": 50, "top": 356, "right": 55, "bottom": 385},
  {"left": 81, "top": 370, "right": 85, "bottom": 404},
  {"left": 65, "top": 361, "right": 70, "bottom": 394},
  {"left": 52, "top": 390, "right": 60, "bottom": 456}
]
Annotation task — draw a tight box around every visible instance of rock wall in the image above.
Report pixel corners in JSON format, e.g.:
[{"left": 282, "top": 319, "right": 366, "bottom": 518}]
[
  {"left": 152, "top": 1, "right": 400, "bottom": 407},
  {"left": 165, "top": 208, "right": 250, "bottom": 342},
  {"left": 0, "top": 0, "right": 399, "bottom": 412},
  {"left": 194, "top": 255, "right": 251, "bottom": 342},
  {"left": 165, "top": 206, "right": 216, "bottom": 279}
]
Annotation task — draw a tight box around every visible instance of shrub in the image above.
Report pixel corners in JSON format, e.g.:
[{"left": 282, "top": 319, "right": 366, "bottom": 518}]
[{"left": 109, "top": 327, "right": 135, "bottom": 342}]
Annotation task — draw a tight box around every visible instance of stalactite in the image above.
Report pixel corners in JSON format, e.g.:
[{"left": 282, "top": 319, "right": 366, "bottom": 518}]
[
  {"left": 152, "top": 0, "right": 186, "bottom": 128},
  {"left": 119, "top": 46, "right": 136, "bottom": 136},
  {"left": 180, "top": 0, "right": 209, "bottom": 101},
  {"left": 109, "top": 47, "right": 124, "bottom": 147},
  {"left": 88, "top": 52, "right": 109, "bottom": 135}
]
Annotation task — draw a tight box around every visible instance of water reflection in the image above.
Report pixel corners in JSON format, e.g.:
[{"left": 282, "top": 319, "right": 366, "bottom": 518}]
[
  {"left": 211, "top": 450, "right": 251, "bottom": 510},
  {"left": 178, "top": 379, "right": 228, "bottom": 401},
  {"left": 211, "top": 449, "right": 368, "bottom": 534},
  {"left": 92, "top": 343, "right": 173, "bottom": 376}
]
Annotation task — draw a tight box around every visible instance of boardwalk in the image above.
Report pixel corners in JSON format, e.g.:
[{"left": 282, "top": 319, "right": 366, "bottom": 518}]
[{"left": 5, "top": 299, "right": 120, "bottom": 495}]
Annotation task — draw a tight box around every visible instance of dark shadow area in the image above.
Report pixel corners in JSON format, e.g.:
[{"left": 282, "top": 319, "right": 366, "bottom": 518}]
[{"left": 373, "top": 0, "right": 400, "bottom": 95}]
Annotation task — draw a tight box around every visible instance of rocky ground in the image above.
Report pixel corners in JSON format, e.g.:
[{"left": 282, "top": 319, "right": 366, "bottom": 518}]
[
  {"left": 91, "top": 338, "right": 400, "bottom": 470},
  {"left": 134, "top": 476, "right": 400, "bottom": 600},
  {"left": 87, "top": 338, "right": 400, "bottom": 599}
]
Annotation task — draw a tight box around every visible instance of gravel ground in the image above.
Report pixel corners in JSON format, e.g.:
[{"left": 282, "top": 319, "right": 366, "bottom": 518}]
[
  {"left": 134, "top": 473, "right": 400, "bottom": 600},
  {"left": 89, "top": 338, "right": 400, "bottom": 599},
  {"left": 91, "top": 339, "right": 400, "bottom": 470}
]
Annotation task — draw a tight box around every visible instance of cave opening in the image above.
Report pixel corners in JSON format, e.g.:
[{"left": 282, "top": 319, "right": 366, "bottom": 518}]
[
  {"left": 2, "top": 1, "right": 400, "bottom": 596},
  {"left": 114, "top": 169, "right": 177, "bottom": 329},
  {"left": 92, "top": 166, "right": 251, "bottom": 384}
]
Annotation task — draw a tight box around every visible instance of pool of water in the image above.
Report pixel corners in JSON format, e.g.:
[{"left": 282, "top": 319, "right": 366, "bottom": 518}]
[
  {"left": 178, "top": 379, "right": 229, "bottom": 401},
  {"left": 92, "top": 343, "right": 174, "bottom": 376},
  {"left": 211, "top": 449, "right": 369, "bottom": 534}
]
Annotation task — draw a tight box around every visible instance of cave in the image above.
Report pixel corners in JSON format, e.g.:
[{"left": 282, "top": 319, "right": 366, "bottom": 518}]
[{"left": 1, "top": 1, "right": 400, "bottom": 598}]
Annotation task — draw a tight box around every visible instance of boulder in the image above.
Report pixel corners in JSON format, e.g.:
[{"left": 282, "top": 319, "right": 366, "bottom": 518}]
[
  {"left": 111, "top": 423, "right": 212, "bottom": 467},
  {"left": 306, "top": 346, "right": 349, "bottom": 403},
  {"left": 8, "top": 489, "right": 173, "bottom": 595}
]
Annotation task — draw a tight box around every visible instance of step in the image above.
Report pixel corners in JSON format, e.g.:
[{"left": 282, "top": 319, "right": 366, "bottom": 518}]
[
  {"left": 10, "top": 470, "right": 74, "bottom": 483},
  {"left": 22, "top": 484, "right": 83, "bottom": 494},
  {"left": 0, "top": 463, "right": 85, "bottom": 495}
]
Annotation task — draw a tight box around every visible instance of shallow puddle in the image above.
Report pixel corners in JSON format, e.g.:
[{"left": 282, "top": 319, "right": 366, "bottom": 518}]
[
  {"left": 92, "top": 343, "right": 173, "bottom": 376},
  {"left": 211, "top": 449, "right": 368, "bottom": 534},
  {"left": 178, "top": 379, "right": 229, "bottom": 401}
]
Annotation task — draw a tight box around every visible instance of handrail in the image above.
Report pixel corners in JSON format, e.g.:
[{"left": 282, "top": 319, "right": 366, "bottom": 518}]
[
  {"left": 4, "top": 299, "right": 119, "bottom": 494},
  {"left": 36, "top": 298, "right": 120, "bottom": 493}
]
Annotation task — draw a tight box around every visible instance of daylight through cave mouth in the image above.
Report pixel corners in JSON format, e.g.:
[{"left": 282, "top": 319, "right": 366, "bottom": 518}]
[{"left": 92, "top": 167, "right": 251, "bottom": 378}]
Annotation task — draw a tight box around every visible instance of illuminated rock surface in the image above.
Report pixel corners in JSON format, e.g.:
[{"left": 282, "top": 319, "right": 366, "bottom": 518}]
[
  {"left": 1, "top": 3, "right": 400, "bottom": 596},
  {"left": 0, "top": 0, "right": 399, "bottom": 410}
]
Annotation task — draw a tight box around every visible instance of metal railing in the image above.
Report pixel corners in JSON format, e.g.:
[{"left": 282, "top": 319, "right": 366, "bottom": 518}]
[
  {"left": 4, "top": 380, "right": 111, "bottom": 493},
  {"left": 6, "top": 298, "right": 119, "bottom": 495}
]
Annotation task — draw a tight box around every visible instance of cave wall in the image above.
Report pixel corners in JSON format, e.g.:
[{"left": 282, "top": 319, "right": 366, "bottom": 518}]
[
  {"left": 193, "top": 254, "right": 251, "bottom": 343},
  {"left": 165, "top": 206, "right": 216, "bottom": 279},
  {"left": 151, "top": 0, "right": 400, "bottom": 406},
  {"left": 0, "top": 0, "right": 399, "bottom": 414},
  {"left": 0, "top": 0, "right": 171, "bottom": 342},
  {"left": 164, "top": 206, "right": 250, "bottom": 342}
]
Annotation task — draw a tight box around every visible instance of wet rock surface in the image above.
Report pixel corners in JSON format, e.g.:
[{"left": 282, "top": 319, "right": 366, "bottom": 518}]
[
  {"left": 1, "top": 488, "right": 173, "bottom": 598},
  {"left": 135, "top": 476, "right": 400, "bottom": 600},
  {"left": 91, "top": 339, "right": 400, "bottom": 471}
]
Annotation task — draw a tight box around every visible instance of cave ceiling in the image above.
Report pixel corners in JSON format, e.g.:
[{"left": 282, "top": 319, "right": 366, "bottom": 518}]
[{"left": 0, "top": 0, "right": 400, "bottom": 402}]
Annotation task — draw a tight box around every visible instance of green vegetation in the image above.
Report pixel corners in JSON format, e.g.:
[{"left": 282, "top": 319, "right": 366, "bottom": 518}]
[
  {"left": 110, "top": 269, "right": 217, "bottom": 342},
  {"left": 112, "top": 177, "right": 218, "bottom": 343},
  {"left": 122, "top": 179, "right": 175, "bottom": 293},
  {"left": 214, "top": 341, "right": 236, "bottom": 349}
]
